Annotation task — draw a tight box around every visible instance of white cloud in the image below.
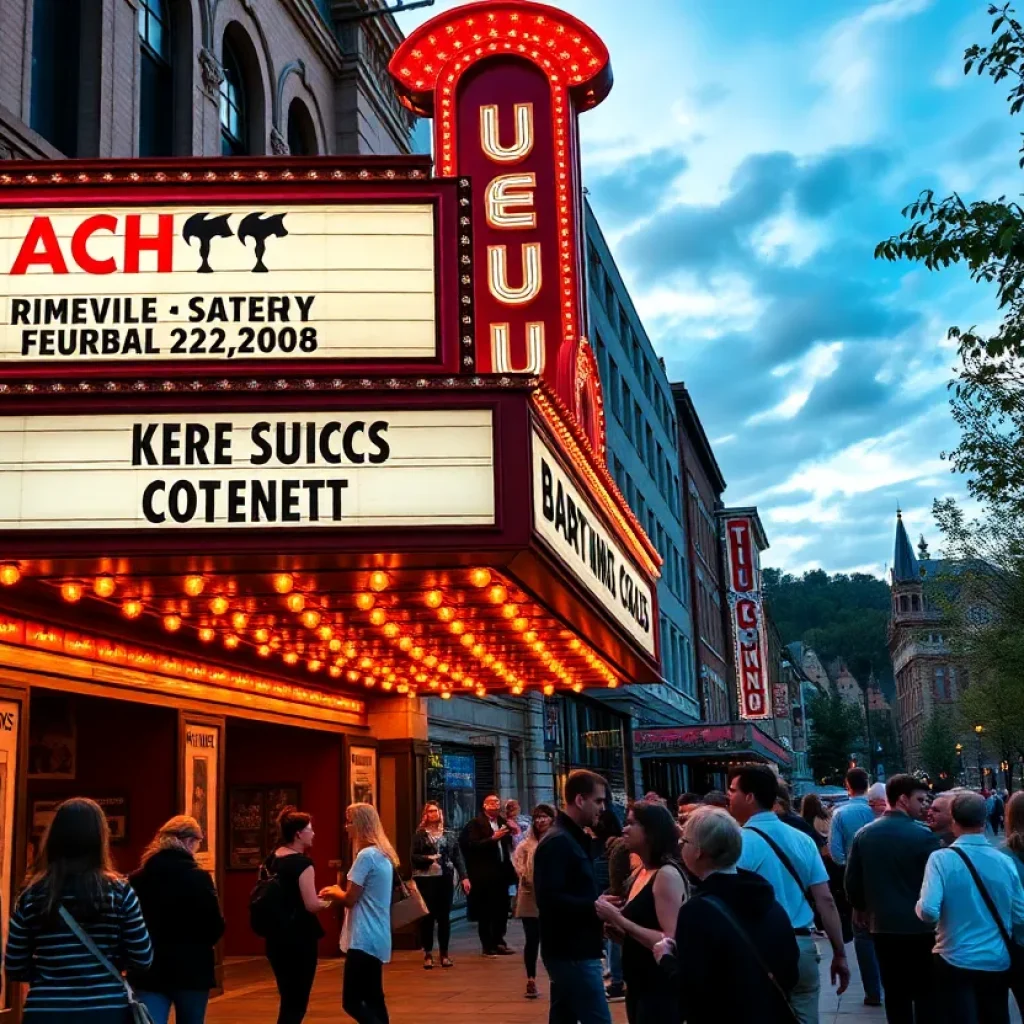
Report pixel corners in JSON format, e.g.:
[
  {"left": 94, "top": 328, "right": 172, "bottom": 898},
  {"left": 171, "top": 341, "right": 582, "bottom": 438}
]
[
  {"left": 747, "top": 342, "right": 843, "bottom": 425},
  {"left": 632, "top": 271, "right": 764, "bottom": 341},
  {"left": 750, "top": 205, "right": 827, "bottom": 267}
]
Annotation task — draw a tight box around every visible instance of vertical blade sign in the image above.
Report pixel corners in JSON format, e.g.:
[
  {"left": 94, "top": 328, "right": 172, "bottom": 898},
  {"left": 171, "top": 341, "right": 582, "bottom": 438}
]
[
  {"left": 725, "top": 516, "right": 772, "bottom": 721},
  {"left": 389, "top": 2, "right": 613, "bottom": 457}
]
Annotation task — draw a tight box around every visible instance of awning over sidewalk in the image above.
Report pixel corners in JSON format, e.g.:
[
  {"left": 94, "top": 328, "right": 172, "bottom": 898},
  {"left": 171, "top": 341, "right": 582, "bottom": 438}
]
[{"left": 633, "top": 722, "right": 792, "bottom": 768}]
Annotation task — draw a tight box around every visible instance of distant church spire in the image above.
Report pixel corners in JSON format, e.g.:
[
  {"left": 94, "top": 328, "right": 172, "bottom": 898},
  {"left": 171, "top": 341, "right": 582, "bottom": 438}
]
[
  {"left": 917, "top": 534, "right": 930, "bottom": 561},
  {"left": 893, "top": 509, "right": 918, "bottom": 582}
]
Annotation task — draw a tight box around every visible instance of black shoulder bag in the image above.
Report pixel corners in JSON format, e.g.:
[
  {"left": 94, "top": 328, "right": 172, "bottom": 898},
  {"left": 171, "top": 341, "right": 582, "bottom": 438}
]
[
  {"left": 950, "top": 847, "right": 1024, "bottom": 979},
  {"left": 700, "top": 894, "right": 800, "bottom": 1023},
  {"left": 747, "top": 827, "right": 816, "bottom": 919}
]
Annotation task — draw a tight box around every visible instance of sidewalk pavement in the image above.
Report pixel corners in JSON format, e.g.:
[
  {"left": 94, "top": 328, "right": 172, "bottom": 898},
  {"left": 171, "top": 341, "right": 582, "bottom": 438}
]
[{"left": 206, "top": 924, "right": 1021, "bottom": 1023}]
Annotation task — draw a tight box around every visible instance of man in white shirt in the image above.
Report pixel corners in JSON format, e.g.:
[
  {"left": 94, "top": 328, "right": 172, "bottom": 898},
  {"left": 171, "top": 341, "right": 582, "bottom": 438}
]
[
  {"left": 729, "top": 766, "right": 850, "bottom": 1024},
  {"left": 917, "top": 790, "right": 1024, "bottom": 1020}
]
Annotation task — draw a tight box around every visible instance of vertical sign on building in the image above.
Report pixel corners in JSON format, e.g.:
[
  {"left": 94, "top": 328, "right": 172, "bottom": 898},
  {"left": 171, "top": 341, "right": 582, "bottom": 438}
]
[
  {"left": 389, "top": 2, "right": 612, "bottom": 457},
  {"left": 725, "top": 517, "right": 772, "bottom": 720}
]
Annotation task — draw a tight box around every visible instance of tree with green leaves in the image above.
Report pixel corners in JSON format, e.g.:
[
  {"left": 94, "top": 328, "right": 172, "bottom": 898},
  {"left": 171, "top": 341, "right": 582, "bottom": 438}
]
[
  {"left": 919, "top": 710, "right": 961, "bottom": 787},
  {"left": 806, "top": 690, "right": 864, "bottom": 786},
  {"left": 876, "top": 4, "right": 1024, "bottom": 514}
]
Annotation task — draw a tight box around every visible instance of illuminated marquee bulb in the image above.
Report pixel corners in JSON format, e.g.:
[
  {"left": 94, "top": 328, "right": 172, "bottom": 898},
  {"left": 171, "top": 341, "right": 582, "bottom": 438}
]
[
  {"left": 501, "top": 604, "right": 519, "bottom": 619},
  {"left": 301, "top": 608, "right": 321, "bottom": 630},
  {"left": 410, "top": 646, "right": 425, "bottom": 661},
  {"left": 543, "top": 684, "right": 555, "bottom": 696},
  {"left": 162, "top": 614, "right": 182, "bottom": 633},
  {"left": 424, "top": 590, "right": 444, "bottom": 609},
  {"left": 272, "top": 573, "right": 295, "bottom": 595},
  {"left": 0, "top": 563, "right": 20, "bottom": 587},
  {"left": 346, "top": 670, "right": 360, "bottom": 683},
  {"left": 440, "top": 690, "right": 452, "bottom": 700},
  {"left": 61, "top": 581, "right": 84, "bottom": 603},
  {"left": 511, "top": 684, "right": 524, "bottom": 695},
  {"left": 487, "top": 584, "right": 508, "bottom": 604},
  {"left": 423, "top": 655, "right": 438, "bottom": 669},
  {"left": 460, "top": 633, "right": 475, "bottom": 648},
  {"left": 183, "top": 575, "right": 205, "bottom": 597},
  {"left": 469, "top": 567, "right": 492, "bottom": 588},
  {"left": 572, "top": 682, "right": 584, "bottom": 693},
  {"left": 329, "top": 665, "right": 342, "bottom": 678},
  {"left": 231, "top": 611, "right": 248, "bottom": 632},
  {"left": 512, "top": 617, "right": 529, "bottom": 632},
  {"left": 523, "top": 630, "right": 538, "bottom": 644},
  {"left": 471, "top": 644, "right": 484, "bottom": 658},
  {"left": 121, "top": 599, "right": 143, "bottom": 620},
  {"left": 437, "top": 606, "right": 455, "bottom": 622},
  {"left": 223, "top": 634, "right": 240, "bottom": 650},
  {"left": 286, "top": 592, "right": 306, "bottom": 613},
  {"left": 283, "top": 651, "right": 299, "bottom": 665},
  {"left": 355, "top": 592, "right": 375, "bottom": 611},
  {"left": 198, "top": 627, "right": 215, "bottom": 643},
  {"left": 93, "top": 574, "right": 116, "bottom": 598},
  {"left": 258, "top": 644, "right": 271, "bottom": 658},
  {"left": 317, "top": 624, "right": 334, "bottom": 642},
  {"left": 383, "top": 622, "right": 400, "bottom": 639},
  {"left": 369, "top": 608, "right": 387, "bottom": 627},
  {"left": 209, "top": 596, "right": 229, "bottom": 616},
  {"left": 450, "top": 620, "right": 465, "bottom": 635},
  {"left": 329, "top": 637, "right": 344, "bottom": 651},
  {"left": 307, "top": 660, "right": 322, "bottom": 673},
  {"left": 368, "top": 571, "right": 390, "bottom": 593},
  {"left": 254, "top": 627, "right": 271, "bottom": 644},
  {"left": 363, "top": 676, "right": 375, "bottom": 688}
]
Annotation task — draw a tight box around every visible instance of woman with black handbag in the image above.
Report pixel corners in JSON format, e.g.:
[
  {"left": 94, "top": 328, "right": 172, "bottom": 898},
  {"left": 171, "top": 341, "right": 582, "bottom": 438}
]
[{"left": 4, "top": 797, "right": 154, "bottom": 1023}]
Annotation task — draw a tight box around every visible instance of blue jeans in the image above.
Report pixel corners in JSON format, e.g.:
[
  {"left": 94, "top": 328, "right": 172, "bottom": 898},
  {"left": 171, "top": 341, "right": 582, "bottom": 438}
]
[
  {"left": 137, "top": 990, "right": 210, "bottom": 1024},
  {"left": 853, "top": 922, "right": 882, "bottom": 1002},
  {"left": 603, "top": 937, "right": 623, "bottom": 986},
  {"left": 544, "top": 958, "right": 612, "bottom": 1024}
]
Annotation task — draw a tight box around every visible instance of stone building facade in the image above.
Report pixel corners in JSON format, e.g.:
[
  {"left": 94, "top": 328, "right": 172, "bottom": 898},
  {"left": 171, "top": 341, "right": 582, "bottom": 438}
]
[{"left": 0, "top": 0, "right": 417, "bottom": 162}]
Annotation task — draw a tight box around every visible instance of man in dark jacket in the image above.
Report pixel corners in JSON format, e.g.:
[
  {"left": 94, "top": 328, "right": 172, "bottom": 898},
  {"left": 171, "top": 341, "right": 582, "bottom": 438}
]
[
  {"left": 535, "top": 769, "right": 611, "bottom": 1024},
  {"left": 657, "top": 806, "right": 799, "bottom": 1024},
  {"left": 846, "top": 773, "right": 940, "bottom": 1024},
  {"left": 459, "top": 793, "right": 517, "bottom": 957}
]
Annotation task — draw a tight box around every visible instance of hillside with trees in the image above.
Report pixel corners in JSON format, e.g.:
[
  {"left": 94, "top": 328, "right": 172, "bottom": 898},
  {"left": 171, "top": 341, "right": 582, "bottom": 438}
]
[{"left": 762, "top": 568, "right": 894, "bottom": 695}]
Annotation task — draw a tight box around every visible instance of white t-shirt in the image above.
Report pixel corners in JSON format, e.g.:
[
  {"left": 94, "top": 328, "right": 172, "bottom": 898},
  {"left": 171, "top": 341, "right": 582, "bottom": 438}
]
[{"left": 340, "top": 846, "right": 394, "bottom": 963}]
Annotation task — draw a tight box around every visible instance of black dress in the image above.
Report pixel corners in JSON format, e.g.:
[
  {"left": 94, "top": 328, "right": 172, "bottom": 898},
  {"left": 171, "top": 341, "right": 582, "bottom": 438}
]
[{"left": 621, "top": 865, "right": 685, "bottom": 1024}]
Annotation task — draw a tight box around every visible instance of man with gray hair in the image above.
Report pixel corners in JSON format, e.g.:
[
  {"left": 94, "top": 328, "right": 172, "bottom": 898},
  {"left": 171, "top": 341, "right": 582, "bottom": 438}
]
[{"left": 917, "top": 790, "right": 1024, "bottom": 1018}]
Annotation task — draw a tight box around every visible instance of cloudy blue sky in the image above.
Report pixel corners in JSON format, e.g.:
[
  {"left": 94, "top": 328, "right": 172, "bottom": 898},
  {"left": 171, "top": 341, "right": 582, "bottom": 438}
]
[{"left": 397, "top": 0, "right": 1013, "bottom": 577}]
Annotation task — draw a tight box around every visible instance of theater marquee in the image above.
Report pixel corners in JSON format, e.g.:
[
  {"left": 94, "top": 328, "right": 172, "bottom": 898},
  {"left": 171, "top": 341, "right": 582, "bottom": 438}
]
[
  {"left": 0, "top": 409, "right": 495, "bottom": 530},
  {"left": 0, "top": 202, "right": 437, "bottom": 364}
]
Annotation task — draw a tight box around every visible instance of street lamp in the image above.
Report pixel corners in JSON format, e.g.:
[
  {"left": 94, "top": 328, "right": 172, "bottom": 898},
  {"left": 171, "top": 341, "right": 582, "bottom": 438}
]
[
  {"left": 975, "top": 724, "right": 985, "bottom": 789},
  {"left": 956, "top": 742, "right": 964, "bottom": 785}
]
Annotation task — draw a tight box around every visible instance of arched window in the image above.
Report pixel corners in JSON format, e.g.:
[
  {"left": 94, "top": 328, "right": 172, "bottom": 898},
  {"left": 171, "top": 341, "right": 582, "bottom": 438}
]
[
  {"left": 220, "top": 42, "right": 246, "bottom": 155},
  {"left": 139, "top": 0, "right": 172, "bottom": 156},
  {"left": 899, "top": 595, "right": 909, "bottom": 613},
  {"left": 286, "top": 98, "right": 317, "bottom": 156},
  {"left": 31, "top": 0, "right": 82, "bottom": 155},
  {"left": 911, "top": 593, "right": 921, "bottom": 612}
]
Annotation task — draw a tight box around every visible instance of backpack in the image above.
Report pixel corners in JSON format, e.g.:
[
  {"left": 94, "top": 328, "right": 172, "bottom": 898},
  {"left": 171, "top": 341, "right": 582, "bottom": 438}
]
[{"left": 249, "top": 860, "right": 294, "bottom": 938}]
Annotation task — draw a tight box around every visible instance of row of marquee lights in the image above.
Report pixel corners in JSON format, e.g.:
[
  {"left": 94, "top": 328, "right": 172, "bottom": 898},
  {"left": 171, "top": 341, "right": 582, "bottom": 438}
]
[{"left": 0, "top": 561, "right": 617, "bottom": 699}]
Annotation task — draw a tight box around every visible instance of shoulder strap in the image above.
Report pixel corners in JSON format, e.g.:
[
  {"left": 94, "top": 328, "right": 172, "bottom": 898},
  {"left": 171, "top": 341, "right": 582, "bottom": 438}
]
[
  {"left": 747, "top": 827, "right": 814, "bottom": 912},
  {"left": 58, "top": 905, "right": 135, "bottom": 999},
  {"left": 950, "top": 847, "right": 1013, "bottom": 952},
  {"left": 700, "top": 894, "right": 800, "bottom": 1023}
]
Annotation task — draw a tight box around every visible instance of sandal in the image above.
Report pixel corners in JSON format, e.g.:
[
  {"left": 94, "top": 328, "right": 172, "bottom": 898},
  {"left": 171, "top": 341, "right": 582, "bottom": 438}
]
[
  {"left": 441, "top": 956, "right": 454, "bottom": 968},
  {"left": 423, "top": 954, "right": 434, "bottom": 970}
]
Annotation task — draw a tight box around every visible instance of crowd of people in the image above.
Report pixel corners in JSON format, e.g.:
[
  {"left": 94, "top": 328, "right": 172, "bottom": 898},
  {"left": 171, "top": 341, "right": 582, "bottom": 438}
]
[{"left": 6, "top": 770, "right": 1024, "bottom": 1024}]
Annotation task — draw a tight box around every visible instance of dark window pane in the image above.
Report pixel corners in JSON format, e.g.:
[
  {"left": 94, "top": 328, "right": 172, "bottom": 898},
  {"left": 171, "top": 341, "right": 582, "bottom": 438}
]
[
  {"left": 31, "top": 0, "right": 81, "bottom": 155},
  {"left": 139, "top": 50, "right": 172, "bottom": 157}
]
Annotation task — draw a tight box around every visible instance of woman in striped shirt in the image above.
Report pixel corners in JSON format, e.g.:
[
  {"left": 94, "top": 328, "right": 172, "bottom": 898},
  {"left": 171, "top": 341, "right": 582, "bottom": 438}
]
[{"left": 5, "top": 797, "right": 153, "bottom": 1022}]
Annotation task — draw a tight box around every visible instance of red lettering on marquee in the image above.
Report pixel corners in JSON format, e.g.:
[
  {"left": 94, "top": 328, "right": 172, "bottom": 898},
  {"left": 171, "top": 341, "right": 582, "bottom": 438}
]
[
  {"left": 10, "top": 216, "right": 68, "bottom": 275},
  {"left": 726, "top": 515, "right": 771, "bottom": 720},
  {"left": 70, "top": 214, "right": 118, "bottom": 275},
  {"left": 123, "top": 213, "right": 174, "bottom": 274}
]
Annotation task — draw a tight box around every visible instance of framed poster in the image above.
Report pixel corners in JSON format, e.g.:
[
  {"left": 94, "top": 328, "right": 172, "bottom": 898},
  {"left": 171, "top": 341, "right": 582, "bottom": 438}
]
[
  {"left": 27, "top": 693, "right": 75, "bottom": 780},
  {"left": 349, "top": 746, "right": 377, "bottom": 806},
  {"left": 183, "top": 721, "right": 220, "bottom": 873},
  {"left": 227, "top": 784, "right": 300, "bottom": 869}
]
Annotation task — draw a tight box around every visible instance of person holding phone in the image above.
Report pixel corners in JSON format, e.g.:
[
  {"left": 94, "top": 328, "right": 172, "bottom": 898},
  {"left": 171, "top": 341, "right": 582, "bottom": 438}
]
[{"left": 459, "top": 794, "right": 517, "bottom": 957}]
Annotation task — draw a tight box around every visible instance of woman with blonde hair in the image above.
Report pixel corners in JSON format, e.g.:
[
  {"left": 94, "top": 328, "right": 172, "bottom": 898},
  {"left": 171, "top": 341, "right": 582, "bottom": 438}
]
[
  {"left": 5, "top": 797, "right": 153, "bottom": 1022},
  {"left": 512, "top": 803, "right": 555, "bottom": 999},
  {"left": 128, "top": 816, "right": 225, "bottom": 1024},
  {"left": 321, "top": 803, "right": 400, "bottom": 1023},
  {"left": 411, "top": 801, "right": 469, "bottom": 969}
]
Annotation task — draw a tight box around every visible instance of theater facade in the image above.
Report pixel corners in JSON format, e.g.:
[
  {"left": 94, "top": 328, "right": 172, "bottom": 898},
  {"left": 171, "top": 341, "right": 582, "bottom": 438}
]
[{"left": 0, "top": 0, "right": 661, "bottom": 987}]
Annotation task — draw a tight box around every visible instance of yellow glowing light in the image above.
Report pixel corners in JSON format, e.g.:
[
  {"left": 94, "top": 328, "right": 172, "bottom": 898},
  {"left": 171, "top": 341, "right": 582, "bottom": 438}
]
[
  {"left": 183, "top": 575, "right": 205, "bottom": 597},
  {"left": 569, "top": 638, "right": 581, "bottom": 651},
  {"left": 254, "top": 627, "right": 271, "bottom": 643},
  {"left": 231, "top": 611, "right": 248, "bottom": 632},
  {"left": 397, "top": 683, "right": 410, "bottom": 694},
  {"left": 162, "top": 614, "right": 182, "bottom": 633},
  {"left": 258, "top": 644, "right": 271, "bottom": 658},
  {"left": 471, "top": 644, "right": 484, "bottom": 657},
  {"left": 383, "top": 622, "right": 400, "bottom": 639},
  {"left": 513, "top": 617, "right": 529, "bottom": 632},
  {"left": 122, "top": 599, "right": 143, "bottom": 620},
  {"left": 283, "top": 651, "right": 299, "bottom": 665},
  {"left": 369, "top": 608, "right": 387, "bottom": 627},
  {"left": 406, "top": 690, "right": 416, "bottom": 700},
  {"left": 487, "top": 584, "right": 508, "bottom": 604},
  {"left": 329, "top": 637, "right": 344, "bottom": 651},
  {"left": 308, "top": 660, "right": 322, "bottom": 673},
  {"left": 437, "top": 606, "right": 456, "bottom": 622},
  {"left": 363, "top": 676, "right": 375, "bottom": 688},
  {"left": 532, "top": 640, "right": 545, "bottom": 653},
  {"left": 329, "top": 665, "right": 342, "bottom": 678},
  {"left": 469, "top": 567, "right": 492, "bottom": 588},
  {"left": 355, "top": 592, "right": 375, "bottom": 611},
  {"left": 411, "top": 646, "right": 425, "bottom": 660},
  {"left": 198, "top": 627, "right": 215, "bottom": 643},
  {"left": 451, "top": 671, "right": 464, "bottom": 682},
  {"left": 369, "top": 571, "right": 390, "bottom": 593},
  {"left": 223, "top": 634, "right": 240, "bottom": 649},
  {"left": 209, "top": 596, "right": 229, "bottom": 616},
  {"left": 524, "top": 630, "right": 538, "bottom": 643},
  {"left": 301, "top": 609, "right": 321, "bottom": 630},
  {"left": 424, "top": 655, "right": 438, "bottom": 668},
  {"left": 440, "top": 690, "right": 452, "bottom": 700},
  {"left": 512, "top": 684, "right": 524, "bottom": 695},
  {"left": 543, "top": 684, "right": 555, "bottom": 696},
  {"left": 450, "top": 620, "right": 465, "bottom": 635},
  {"left": 317, "top": 624, "right": 333, "bottom": 641},
  {"left": 61, "top": 581, "right": 84, "bottom": 603},
  {"left": 346, "top": 669, "right": 360, "bottom": 683},
  {"left": 286, "top": 592, "right": 306, "bottom": 613},
  {"left": 272, "top": 573, "right": 295, "bottom": 594},
  {"left": 93, "top": 575, "right": 116, "bottom": 598},
  {"left": 502, "top": 604, "right": 519, "bottom": 619},
  {"left": 608, "top": 679, "right": 620, "bottom": 689},
  {"left": 359, "top": 656, "right": 373, "bottom": 670},
  {"left": 461, "top": 633, "right": 476, "bottom": 648},
  {"left": 0, "top": 563, "right": 21, "bottom": 587},
  {"left": 425, "top": 590, "right": 444, "bottom": 609},
  {"left": 572, "top": 682, "right": 584, "bottom": 693}
]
